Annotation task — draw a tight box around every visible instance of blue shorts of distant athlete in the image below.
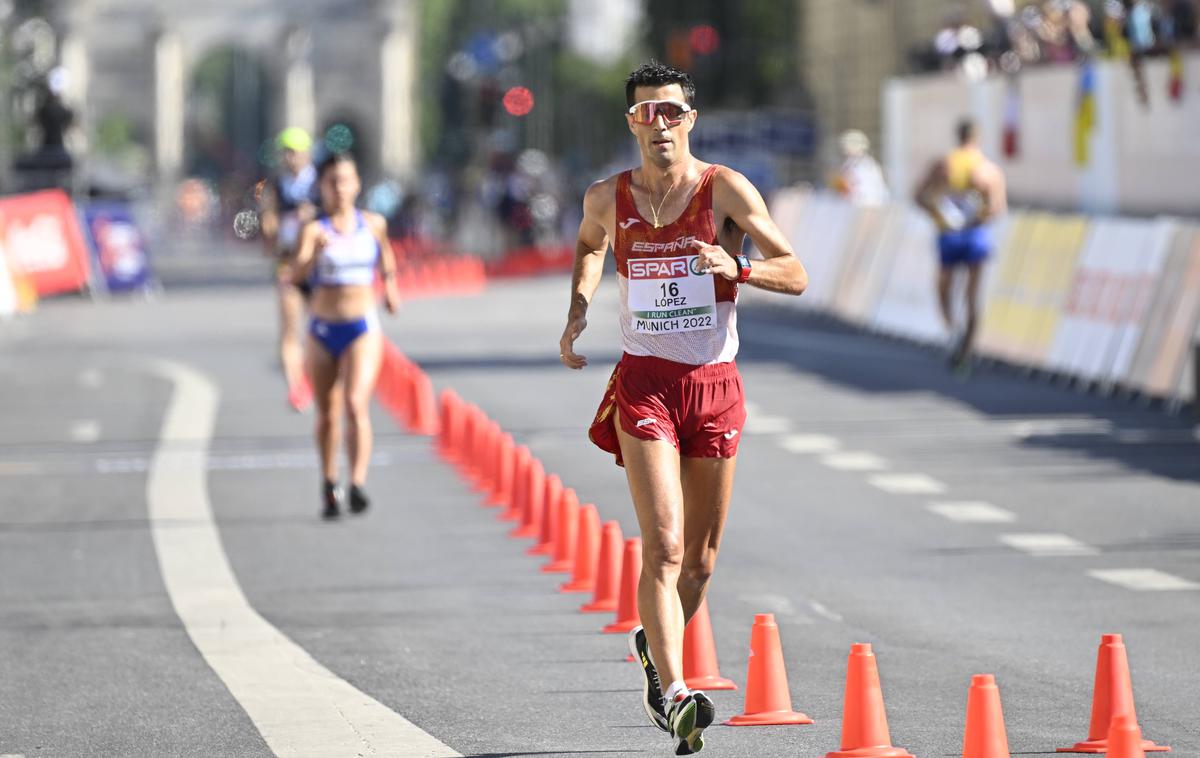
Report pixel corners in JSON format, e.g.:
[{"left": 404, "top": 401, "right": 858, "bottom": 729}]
[
  {"left": 309, "top": 314, "right": 376, "bottom": 359},
  {"left": 937, "top": 225, "right": 992, "bottom": 267}
]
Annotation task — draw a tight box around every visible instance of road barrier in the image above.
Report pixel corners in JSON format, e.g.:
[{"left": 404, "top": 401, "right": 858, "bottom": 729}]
[{"left": 752, "top": 189, "right": 1200, "bottom": 407}]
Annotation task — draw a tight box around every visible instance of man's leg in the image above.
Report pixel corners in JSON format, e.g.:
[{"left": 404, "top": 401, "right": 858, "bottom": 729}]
[
  {"left": 936, "top": 266, "right": 955, "bottom": 331},
  {"left": 961, "top": 260, "right": 985, "bottom": 358},
  {"left": 615, "top": 411, "right": 686, "bottom": 690},
  {"left": 678, "top": 455, "right": 736, "bottom": 624}
]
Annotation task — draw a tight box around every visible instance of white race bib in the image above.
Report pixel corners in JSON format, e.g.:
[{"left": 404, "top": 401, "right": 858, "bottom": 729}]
[{"left": 627, "top": 255, "right": 717, "bottom": 334}]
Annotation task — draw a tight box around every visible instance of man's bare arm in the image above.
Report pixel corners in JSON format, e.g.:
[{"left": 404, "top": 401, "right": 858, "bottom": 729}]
[
  {"left": 976, "top": 162, "right": 1008, "bottom": 223},
  {"left": 913, "top": 160, "right": 944, "bottom": 218},
  {"left": 560, "top": 180, "right": 612, "bottom": 369},
  {"left": 704, "top": 168, "right": 807, "bottom": 295}
]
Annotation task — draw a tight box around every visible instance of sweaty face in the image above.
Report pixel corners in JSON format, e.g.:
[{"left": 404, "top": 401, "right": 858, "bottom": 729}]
[
  {"left": 627, "top": 83, "right": 695, "bottom": 167},
  {"left": 320, "top": 161, "right": 360, "bottom": 212}
]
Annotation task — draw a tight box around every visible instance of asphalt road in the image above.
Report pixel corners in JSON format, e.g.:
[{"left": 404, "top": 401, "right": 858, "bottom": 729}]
[{"left": 1, "top": 269, "right": 1197, "bottom": 757}]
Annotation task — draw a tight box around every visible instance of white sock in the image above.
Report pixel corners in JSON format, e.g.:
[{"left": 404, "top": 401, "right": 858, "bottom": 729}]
[{"left": 664, "top": 680, "right": 689, "bottom": 705}]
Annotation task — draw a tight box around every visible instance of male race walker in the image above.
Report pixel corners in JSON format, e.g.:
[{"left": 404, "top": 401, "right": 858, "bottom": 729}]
[{"left": 559, "top": 61, "right": 807, "bottom": 754}]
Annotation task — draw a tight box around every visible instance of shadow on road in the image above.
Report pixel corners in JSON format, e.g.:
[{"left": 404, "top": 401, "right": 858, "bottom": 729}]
[{"left": 736, "top": 304, "right": 1200, "bottom": 484}]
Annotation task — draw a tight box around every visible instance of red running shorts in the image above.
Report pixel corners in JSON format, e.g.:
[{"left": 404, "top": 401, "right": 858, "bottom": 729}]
[{"left": 588, "top": 353, "right": 747, "bottom": 467}]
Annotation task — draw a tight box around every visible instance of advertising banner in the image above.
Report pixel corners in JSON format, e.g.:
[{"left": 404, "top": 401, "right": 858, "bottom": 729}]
[
  {"left": 0, "top": 189, "right": 90, "bottom": 296},
  {"left": 81, "top": 202, "right": 153, "bottom": 293}
]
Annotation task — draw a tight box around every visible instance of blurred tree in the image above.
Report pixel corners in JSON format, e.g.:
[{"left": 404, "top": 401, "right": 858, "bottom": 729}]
[{"left": 643, "top": 0, "right": 800, "bottom": 108}]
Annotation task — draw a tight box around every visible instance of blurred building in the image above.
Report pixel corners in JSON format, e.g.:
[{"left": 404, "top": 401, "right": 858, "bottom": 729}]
[
  {"left": 48, "top": 0, "right": 419, "bottom": 186},
  {"left": 796, "top": 0, "right": 977, "bottom": 175}
]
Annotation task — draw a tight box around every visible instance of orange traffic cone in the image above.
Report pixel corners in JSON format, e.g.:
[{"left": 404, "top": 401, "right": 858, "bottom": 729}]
[
  {"left": 725, "top": 613, "right": 813, "bottom": 726},
  {"left": 437, "top": 389, "right": 460, "bottom": 461},
  {"left": 822, "top": 643, "right": 911, "bottom": 757},
  {"left": 580, "top": 520, "right": 623, "bottom": 612},
  {"left": 560, "top": 504, "right": 599, "bottom": 593},
  {"left": 1058, "top": 634, "right": 1169, "bottom": 753},
  {"left": 454, "top": 405, "right": 476, "bottom": 476},
  {"left": 485, "top": 433, "right": 515, "bottom": 508},
  {"left": 458, "top": 405, "right": 481, "bottom": 480},
  {"left": 963, "top": 674, "right": 1009, "bottom": 758},
  {"left": 1105, "top": 715, "right": 1148, "bottom": 758},
  {"left": 542, "top": 488, "right": 578, "bottom": 573},
  {"left": 467, "top": 412, "right": 492, "bottom": 490},
  {"left": 602, "top": 538, "right": 642, "bottom": 634},
  {"left": 527, "top": 475, "right": 563, "bottom": 556},
  {"left": 498, "top": 445, "right": 530, "bottom": 523},
  {"left": 683, "top": 599, "right": 736, "bottom": 691},
  {"left": 410, "top": 371, "right": 439, "bottom": 436},
  {"left": 473, "top": 420, "right": 500, "bottom": 494},
  {"left": 510, "top": 458, "right": 544, "bottom": 538}
]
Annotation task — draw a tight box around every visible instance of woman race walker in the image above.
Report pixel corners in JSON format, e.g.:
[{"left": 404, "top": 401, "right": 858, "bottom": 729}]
[
  {"left": 259, "top": 127, "right": 321, "bottom": 411},
  {"left": 292, "top": 152, "right": 400, "bottom": 518}
]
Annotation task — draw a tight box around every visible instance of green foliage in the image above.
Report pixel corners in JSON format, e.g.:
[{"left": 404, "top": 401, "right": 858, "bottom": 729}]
[{"left": 94, "top": 113, "right": 135, "bottom": 157}]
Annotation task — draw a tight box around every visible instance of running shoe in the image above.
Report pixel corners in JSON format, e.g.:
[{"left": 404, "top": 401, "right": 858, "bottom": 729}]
[
  {"left": 348, "top": 484, "right": 370, "bottom": 514},
  {"left": 627, "top": 626, "right": 668, "bottom": 732},
  {"left": 322, "top": 481, "right": 341, "bottom": 520},
  {"left": 667, "top": 691, "right": 715, "bottom": 755}
]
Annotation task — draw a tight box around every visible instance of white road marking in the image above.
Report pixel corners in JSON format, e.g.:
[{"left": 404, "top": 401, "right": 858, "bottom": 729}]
[
  {"left": 869, "top": 473, "right": 947, "bottom": 495},
  {"left": 820, "top": 451, "right": 889, "bottom": 471},
  {"left": 0, "top": 461, "right": 43, "bottom": 476},
  {"left": 1000, "top": 533, "right": 1098, "bottom": 557},
  {"left": 78, "top": 368, "right": 104, "bottom": 388},
  {"left": 70, "top": 420, "right": 101, "bottom": 443},
  {"left": 146, "top": 359, "right": 460, "bottom": 758},
  {"left": 808, "top": 600, "right": 843, "bottom": 622},
  {"left": 1088, "top": 568, "right": 1200, "bottom": 591},
  {"left": 927, "top": 501, "right": 1016, "bottom": 524},
  {"left": 778, "top": 434, "right": 840, "bottom": 454},
  {"left": 97, "top": 452, "right": 393, "bottom": 475},
  {"left": 744, "top": 415, "right": 792, "bottom": 434},
  {"left": 743, "top": 592, "right": 798, "bottom": 616},
  {"left": 1005, "top": 418, "right": 1112, "bottom": 439}
]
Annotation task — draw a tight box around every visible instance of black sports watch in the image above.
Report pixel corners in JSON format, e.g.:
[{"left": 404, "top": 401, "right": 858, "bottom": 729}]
[{"left": 735, "top": 254, "right": 751, "bottom": 283}]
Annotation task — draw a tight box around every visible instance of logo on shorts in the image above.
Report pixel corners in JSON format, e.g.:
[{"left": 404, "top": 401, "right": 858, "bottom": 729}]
[
  {"left": 620, "top": 217, "right": 641, "bottom": 230},
  {"left": 636, "top": 418, "right": 656, "bottom": 428},
  {"left": 723, "top": 429, "right": 739, "bottom": 440}
]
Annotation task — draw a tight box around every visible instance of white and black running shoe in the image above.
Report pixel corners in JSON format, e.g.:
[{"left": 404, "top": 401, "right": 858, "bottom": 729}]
[
  {"left": 627, "top": 626, "right": 669, "bottom": 732},
  {"left": 667, "top": 691, "right": 715, "bottom": 755}
]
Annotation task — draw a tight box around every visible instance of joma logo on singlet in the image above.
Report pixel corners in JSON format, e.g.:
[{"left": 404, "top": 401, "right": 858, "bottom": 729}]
[{"left": 629, "top": 235, "right": 697, "bottom": 257}]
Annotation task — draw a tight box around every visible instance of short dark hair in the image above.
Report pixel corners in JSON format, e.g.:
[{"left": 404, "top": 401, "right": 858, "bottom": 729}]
[
  {"left": 625, "top": 60, "right": 696, "bottom": 108},
  {"left": 318, "top": 151, "right": 356, "bottom": 180},
  {"left": 956, "top": 118, "right": 977, "bottom": 145}
]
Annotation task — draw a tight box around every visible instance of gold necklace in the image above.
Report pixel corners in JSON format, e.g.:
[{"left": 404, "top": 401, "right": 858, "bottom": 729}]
[{"left": 647, "top": 182, "right": 676, "bottom": 229}]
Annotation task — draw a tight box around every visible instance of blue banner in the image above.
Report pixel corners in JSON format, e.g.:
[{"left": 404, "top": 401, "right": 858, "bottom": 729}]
[{"left": 81, "top": 202, "right": 153, "bottom": 293}]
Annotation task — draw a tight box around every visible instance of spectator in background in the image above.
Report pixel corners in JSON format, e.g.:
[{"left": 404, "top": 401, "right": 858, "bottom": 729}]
[{"left": 831, "top": 130, "right": 890, "bottom": 207}]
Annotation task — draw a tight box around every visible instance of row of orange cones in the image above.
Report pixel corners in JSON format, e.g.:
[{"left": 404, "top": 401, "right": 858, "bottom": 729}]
[
  {"left": 384, "top": 253, "right": 487, "bottom": 299},
  {"left": 376, "top": 344, "right": 1173, "bottom": 757}
]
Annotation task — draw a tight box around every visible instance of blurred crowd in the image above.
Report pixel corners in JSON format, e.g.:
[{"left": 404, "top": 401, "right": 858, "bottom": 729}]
[{"left": 921, "top": 0, "right": 1199, "bottom": 77}]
